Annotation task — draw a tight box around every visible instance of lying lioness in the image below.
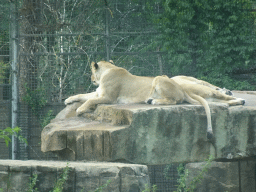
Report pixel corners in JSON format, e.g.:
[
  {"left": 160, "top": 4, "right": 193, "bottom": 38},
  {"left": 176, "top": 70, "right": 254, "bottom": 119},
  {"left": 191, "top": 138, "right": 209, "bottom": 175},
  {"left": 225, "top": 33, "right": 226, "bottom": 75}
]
[
  {"left": 146, "top": 75, "right": 245, "bottom": 139},
  {"left": 65, "top": 60, "right": 154, "bottom": 114},
  {"left": 65, "top": 60, "right": 245, "bottom": 139}
]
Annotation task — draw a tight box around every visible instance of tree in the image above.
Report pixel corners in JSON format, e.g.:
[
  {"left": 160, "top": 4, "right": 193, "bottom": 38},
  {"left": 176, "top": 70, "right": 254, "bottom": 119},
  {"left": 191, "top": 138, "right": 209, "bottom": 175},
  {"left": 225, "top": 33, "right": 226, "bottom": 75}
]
[
  {"left": 151, "top": 0, "right": 256, "bottom": 90},
  {"left": 19, "top": 0, "right": 106, "bottom": 103}
]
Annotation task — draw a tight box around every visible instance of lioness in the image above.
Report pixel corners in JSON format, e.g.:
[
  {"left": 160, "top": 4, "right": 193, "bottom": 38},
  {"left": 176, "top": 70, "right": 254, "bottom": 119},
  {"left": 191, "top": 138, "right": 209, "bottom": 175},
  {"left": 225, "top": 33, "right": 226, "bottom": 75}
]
[
  {"left": 65, "top": 60, "right": 154, "bottom": 114},
  {"left": 146, "top": 75, "right": 245, "bottom": 139}
]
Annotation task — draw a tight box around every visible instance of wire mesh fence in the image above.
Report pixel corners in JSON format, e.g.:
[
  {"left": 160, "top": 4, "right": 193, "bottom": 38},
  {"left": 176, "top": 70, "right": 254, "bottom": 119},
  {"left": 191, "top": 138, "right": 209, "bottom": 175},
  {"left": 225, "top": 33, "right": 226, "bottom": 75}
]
[
  {"left": 0, "top": 0, "right": 12, "bottom": 159},
  {"left": 0, "top": 0, "right": 181, "bottom": 191},
  {"left": 13, "top": 0, "right": 167, "bottom": 161},
  {"left": 148, "top": 164, "right": 180, "bottom": 192},
  {"left": 1, "top": 0, "right": 256, "bottom": 191}
]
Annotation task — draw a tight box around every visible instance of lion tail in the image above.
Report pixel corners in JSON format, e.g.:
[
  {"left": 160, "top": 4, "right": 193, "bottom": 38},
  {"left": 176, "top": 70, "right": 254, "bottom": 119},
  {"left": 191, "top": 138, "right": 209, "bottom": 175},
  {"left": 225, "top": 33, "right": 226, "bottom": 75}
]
[{"left": 185, "top": 93, "right": 213, "bottom": 140}]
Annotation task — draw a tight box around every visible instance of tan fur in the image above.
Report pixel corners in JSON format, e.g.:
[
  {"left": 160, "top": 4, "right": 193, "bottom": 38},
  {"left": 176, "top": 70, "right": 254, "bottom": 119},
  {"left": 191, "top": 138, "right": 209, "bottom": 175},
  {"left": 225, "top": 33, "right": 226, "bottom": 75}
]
[
  {"left": 171, "top": 75, "right": 233, "bottom": 95},
  {"left": 146, "top": 75, "right": 245, "bottom": 139},
  {"left": 65, "top": 60, "right": 154, "bottom": 114}
]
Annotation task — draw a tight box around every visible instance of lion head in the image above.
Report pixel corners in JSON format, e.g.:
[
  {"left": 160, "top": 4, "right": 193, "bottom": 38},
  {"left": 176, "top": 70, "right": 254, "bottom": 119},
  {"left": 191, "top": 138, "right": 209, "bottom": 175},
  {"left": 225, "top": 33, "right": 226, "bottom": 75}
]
[{"left": 90, "top": 60, "right": 115, "bottom": 86}]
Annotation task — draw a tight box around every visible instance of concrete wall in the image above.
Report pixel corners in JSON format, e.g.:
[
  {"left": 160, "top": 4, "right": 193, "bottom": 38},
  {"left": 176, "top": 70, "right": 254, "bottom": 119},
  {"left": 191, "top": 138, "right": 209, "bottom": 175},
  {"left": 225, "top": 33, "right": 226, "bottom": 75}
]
[
  {"left": 0, "top": 160, "right": 150, "bottom": 192},
  {"left": 186, "top": 160, "right": 256, "bottom": 192}
]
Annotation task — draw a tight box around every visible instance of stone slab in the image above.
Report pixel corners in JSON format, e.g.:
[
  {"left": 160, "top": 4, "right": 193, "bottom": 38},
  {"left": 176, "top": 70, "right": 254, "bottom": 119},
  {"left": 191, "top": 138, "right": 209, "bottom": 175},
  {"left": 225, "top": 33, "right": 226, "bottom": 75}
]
[
  {"left": 41, "top": 92, "right": 256, "bottom": 164},
  {"left": 0, "top": 160, "right": 150, "bottom": 192},
  {"left": 185, "top": 160, "right": 256, "bottom": 192}
]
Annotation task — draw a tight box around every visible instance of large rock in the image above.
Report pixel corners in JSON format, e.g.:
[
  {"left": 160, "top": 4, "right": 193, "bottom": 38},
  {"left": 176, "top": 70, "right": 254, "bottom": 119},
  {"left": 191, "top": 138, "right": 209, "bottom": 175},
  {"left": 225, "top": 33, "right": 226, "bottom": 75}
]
[
  {"left": 0, "top": 160, "right": 150, "bottom": 192},
  {"left": 41, "top": 92, "right": 256, "bottom": 164},
  {"left": 185, "top": 161, "right": 256, "bottom": 192}
]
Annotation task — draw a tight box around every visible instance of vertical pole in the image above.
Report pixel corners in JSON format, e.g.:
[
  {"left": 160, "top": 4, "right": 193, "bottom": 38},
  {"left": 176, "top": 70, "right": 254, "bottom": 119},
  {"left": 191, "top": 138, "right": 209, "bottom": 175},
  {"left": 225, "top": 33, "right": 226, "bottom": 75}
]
[
  {"left": 238, "top": 160, "right": 241, "bottom": 192},
  {"left": 105, "top": 0, "right": 110, "bottom": 61},
  {"left": 10, "top": 0, "right": 19, "bottom": 160}
]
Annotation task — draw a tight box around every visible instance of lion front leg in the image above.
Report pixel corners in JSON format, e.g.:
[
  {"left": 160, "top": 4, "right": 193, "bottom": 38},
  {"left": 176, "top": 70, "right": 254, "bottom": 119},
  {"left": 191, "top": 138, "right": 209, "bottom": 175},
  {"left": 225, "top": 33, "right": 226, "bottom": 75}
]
[
  {"left": 76, "top": 96, "right": 112, "bottom": 115},
  {"left": 64, "top": 92, "right": 98, "bottom": 105},
  {"left": 226, "top": 98, "right": 245, "bottom": 106}
]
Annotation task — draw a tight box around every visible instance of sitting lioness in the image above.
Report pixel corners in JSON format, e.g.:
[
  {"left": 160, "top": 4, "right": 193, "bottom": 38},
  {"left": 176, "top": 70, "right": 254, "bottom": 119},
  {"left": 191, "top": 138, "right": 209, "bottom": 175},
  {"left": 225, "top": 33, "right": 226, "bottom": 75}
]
[{"left": 146, "top": 75, "right": 245, "bottom": 139}]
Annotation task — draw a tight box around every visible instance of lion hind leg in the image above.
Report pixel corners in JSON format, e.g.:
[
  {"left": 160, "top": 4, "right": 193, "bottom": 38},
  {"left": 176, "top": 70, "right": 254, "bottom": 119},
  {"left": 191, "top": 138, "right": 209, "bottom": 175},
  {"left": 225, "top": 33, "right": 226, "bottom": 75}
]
[
  {"left": 210, "top": 90, "right": 245, "bottom": 106},
  {"left": 222, "top": 98, "right": 245, "bottom": 106},
  {"left": 185, "top": 77, "right": 233, "bottom": 95},
  {"left": 210, "top": 90, "right": 234, "bottom": 100}
]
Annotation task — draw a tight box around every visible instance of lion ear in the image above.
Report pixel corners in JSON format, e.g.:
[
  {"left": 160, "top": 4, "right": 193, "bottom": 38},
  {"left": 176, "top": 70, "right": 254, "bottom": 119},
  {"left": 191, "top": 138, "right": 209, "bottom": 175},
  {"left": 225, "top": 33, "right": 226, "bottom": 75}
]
[
  {"left": 109, "top": 60, "right": 114, "bottom": 64},
  {"left": 94, "top": 62, "right": 99, "bottom": 69}
]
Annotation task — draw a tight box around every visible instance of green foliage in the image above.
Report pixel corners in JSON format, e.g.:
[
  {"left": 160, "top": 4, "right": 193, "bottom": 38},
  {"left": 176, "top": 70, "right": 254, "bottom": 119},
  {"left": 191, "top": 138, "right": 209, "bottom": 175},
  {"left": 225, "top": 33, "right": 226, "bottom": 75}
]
[
  {"left": 149, "top": 0, "right": 256, "bottom": 90},
  {"left": 0, "top": 127, "right": 27, "bottom": 147},
  {"left": 51, "top": 165, "right": 70, "bottom": 192},
  {"left": 23, "top": 83, "right": 47, "bottom": 119},
  {"left": 163, "top": 164, "right": 175, "bottom": 180},
  {"left": 24, "top": 165, "right": 111, "bottom": 192},
  {"left": 23, "top": 84, "right": 55, "bottom": 128},
  {"left": 41, "top": 110, "right": 55, "bottom": 128},
  {"left": 91, "top": 179, "right": 111, "bottom": 192},
  {"left": 174, "top": 155, "right": 214, "bottom": 192},
  {"left": 142, "top": 184, "right": 158, "bottom": 192},
  {"left": 0, "top": 61, "right": 8, "bottom": 80},
  {"left": 175, "top": 164, "right": 189, "bottom": 192},
  {"left": 199, "top": 73, "right": 253, "bottom": 91},
  {"left": 0, "top": 2, "right": 9, "bottom": 50},
  {"left": 27, "top": 174, "right": 39, "bottom": 192},
  {"left": 0, "top": 2, "right": 10, "bottom": 84}
]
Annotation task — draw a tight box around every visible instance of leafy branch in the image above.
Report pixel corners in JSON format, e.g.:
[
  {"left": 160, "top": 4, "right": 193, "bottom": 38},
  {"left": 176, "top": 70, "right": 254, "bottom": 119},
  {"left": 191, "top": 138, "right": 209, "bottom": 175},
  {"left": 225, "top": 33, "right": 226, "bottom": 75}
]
[
  {"left": 22, "top": 84, "right": 55, "bottom": 128},
  {"left": 175, "top": 155, "right": 214, "bottom": 192},
  {"left": 142, "top": 184, "right": 157, "bottom": 192},
  {"left": 0, "top": 127, "right": 27, "bottom": 147},
  {"left": 27, "top": 174, "right": 39, "bottom": 192},
  {"left": 23, "top": 83, "right": 47, "bottom": 119},
  {"left": 51, "top": 164, "right": 70, "bottom": 192}
]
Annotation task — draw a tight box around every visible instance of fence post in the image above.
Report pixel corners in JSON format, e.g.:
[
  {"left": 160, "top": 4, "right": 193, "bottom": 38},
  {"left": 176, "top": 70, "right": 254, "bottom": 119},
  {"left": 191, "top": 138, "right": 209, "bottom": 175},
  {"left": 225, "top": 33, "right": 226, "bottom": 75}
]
[
  {"left": 10, "top": 0, "right": 19, "bottom": 160},
  {"left": 105, "top": 0, "right": 110, "bottom": 61}
]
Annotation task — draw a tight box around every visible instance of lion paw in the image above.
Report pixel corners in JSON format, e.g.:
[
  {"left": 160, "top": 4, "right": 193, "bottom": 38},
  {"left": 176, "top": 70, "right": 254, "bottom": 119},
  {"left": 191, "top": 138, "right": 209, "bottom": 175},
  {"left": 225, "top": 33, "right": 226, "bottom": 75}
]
[
  {"left": 76, "top": 106, "right": 92, "bottom": 115},
  {"left": 146, "top": 99, "right": 157, "bottom": 105},
  {"left": 235, "top": 98, "right": 246, "bottom": 105},
  {"left": 239, "top": 98, "right": 245, "bottom": 105},
  {"left": 76, "top": 107, "right": 85, "bottom": 116},
  {"left": 65, "top": 97, "right": 75, "bottom": 105}
]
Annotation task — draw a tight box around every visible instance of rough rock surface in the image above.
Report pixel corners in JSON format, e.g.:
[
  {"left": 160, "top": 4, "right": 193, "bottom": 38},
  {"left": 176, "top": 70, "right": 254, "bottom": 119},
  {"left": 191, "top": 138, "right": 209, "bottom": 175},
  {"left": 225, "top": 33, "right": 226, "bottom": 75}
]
[
  {"left": 185, "top": 161, "right": 256, "bottom": 192},
  {"left": 0, "top": 160, "right": 150, "bottom": 192},
  {"left": 41, "top": 92, "right": 256, "bottom": 164}
]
